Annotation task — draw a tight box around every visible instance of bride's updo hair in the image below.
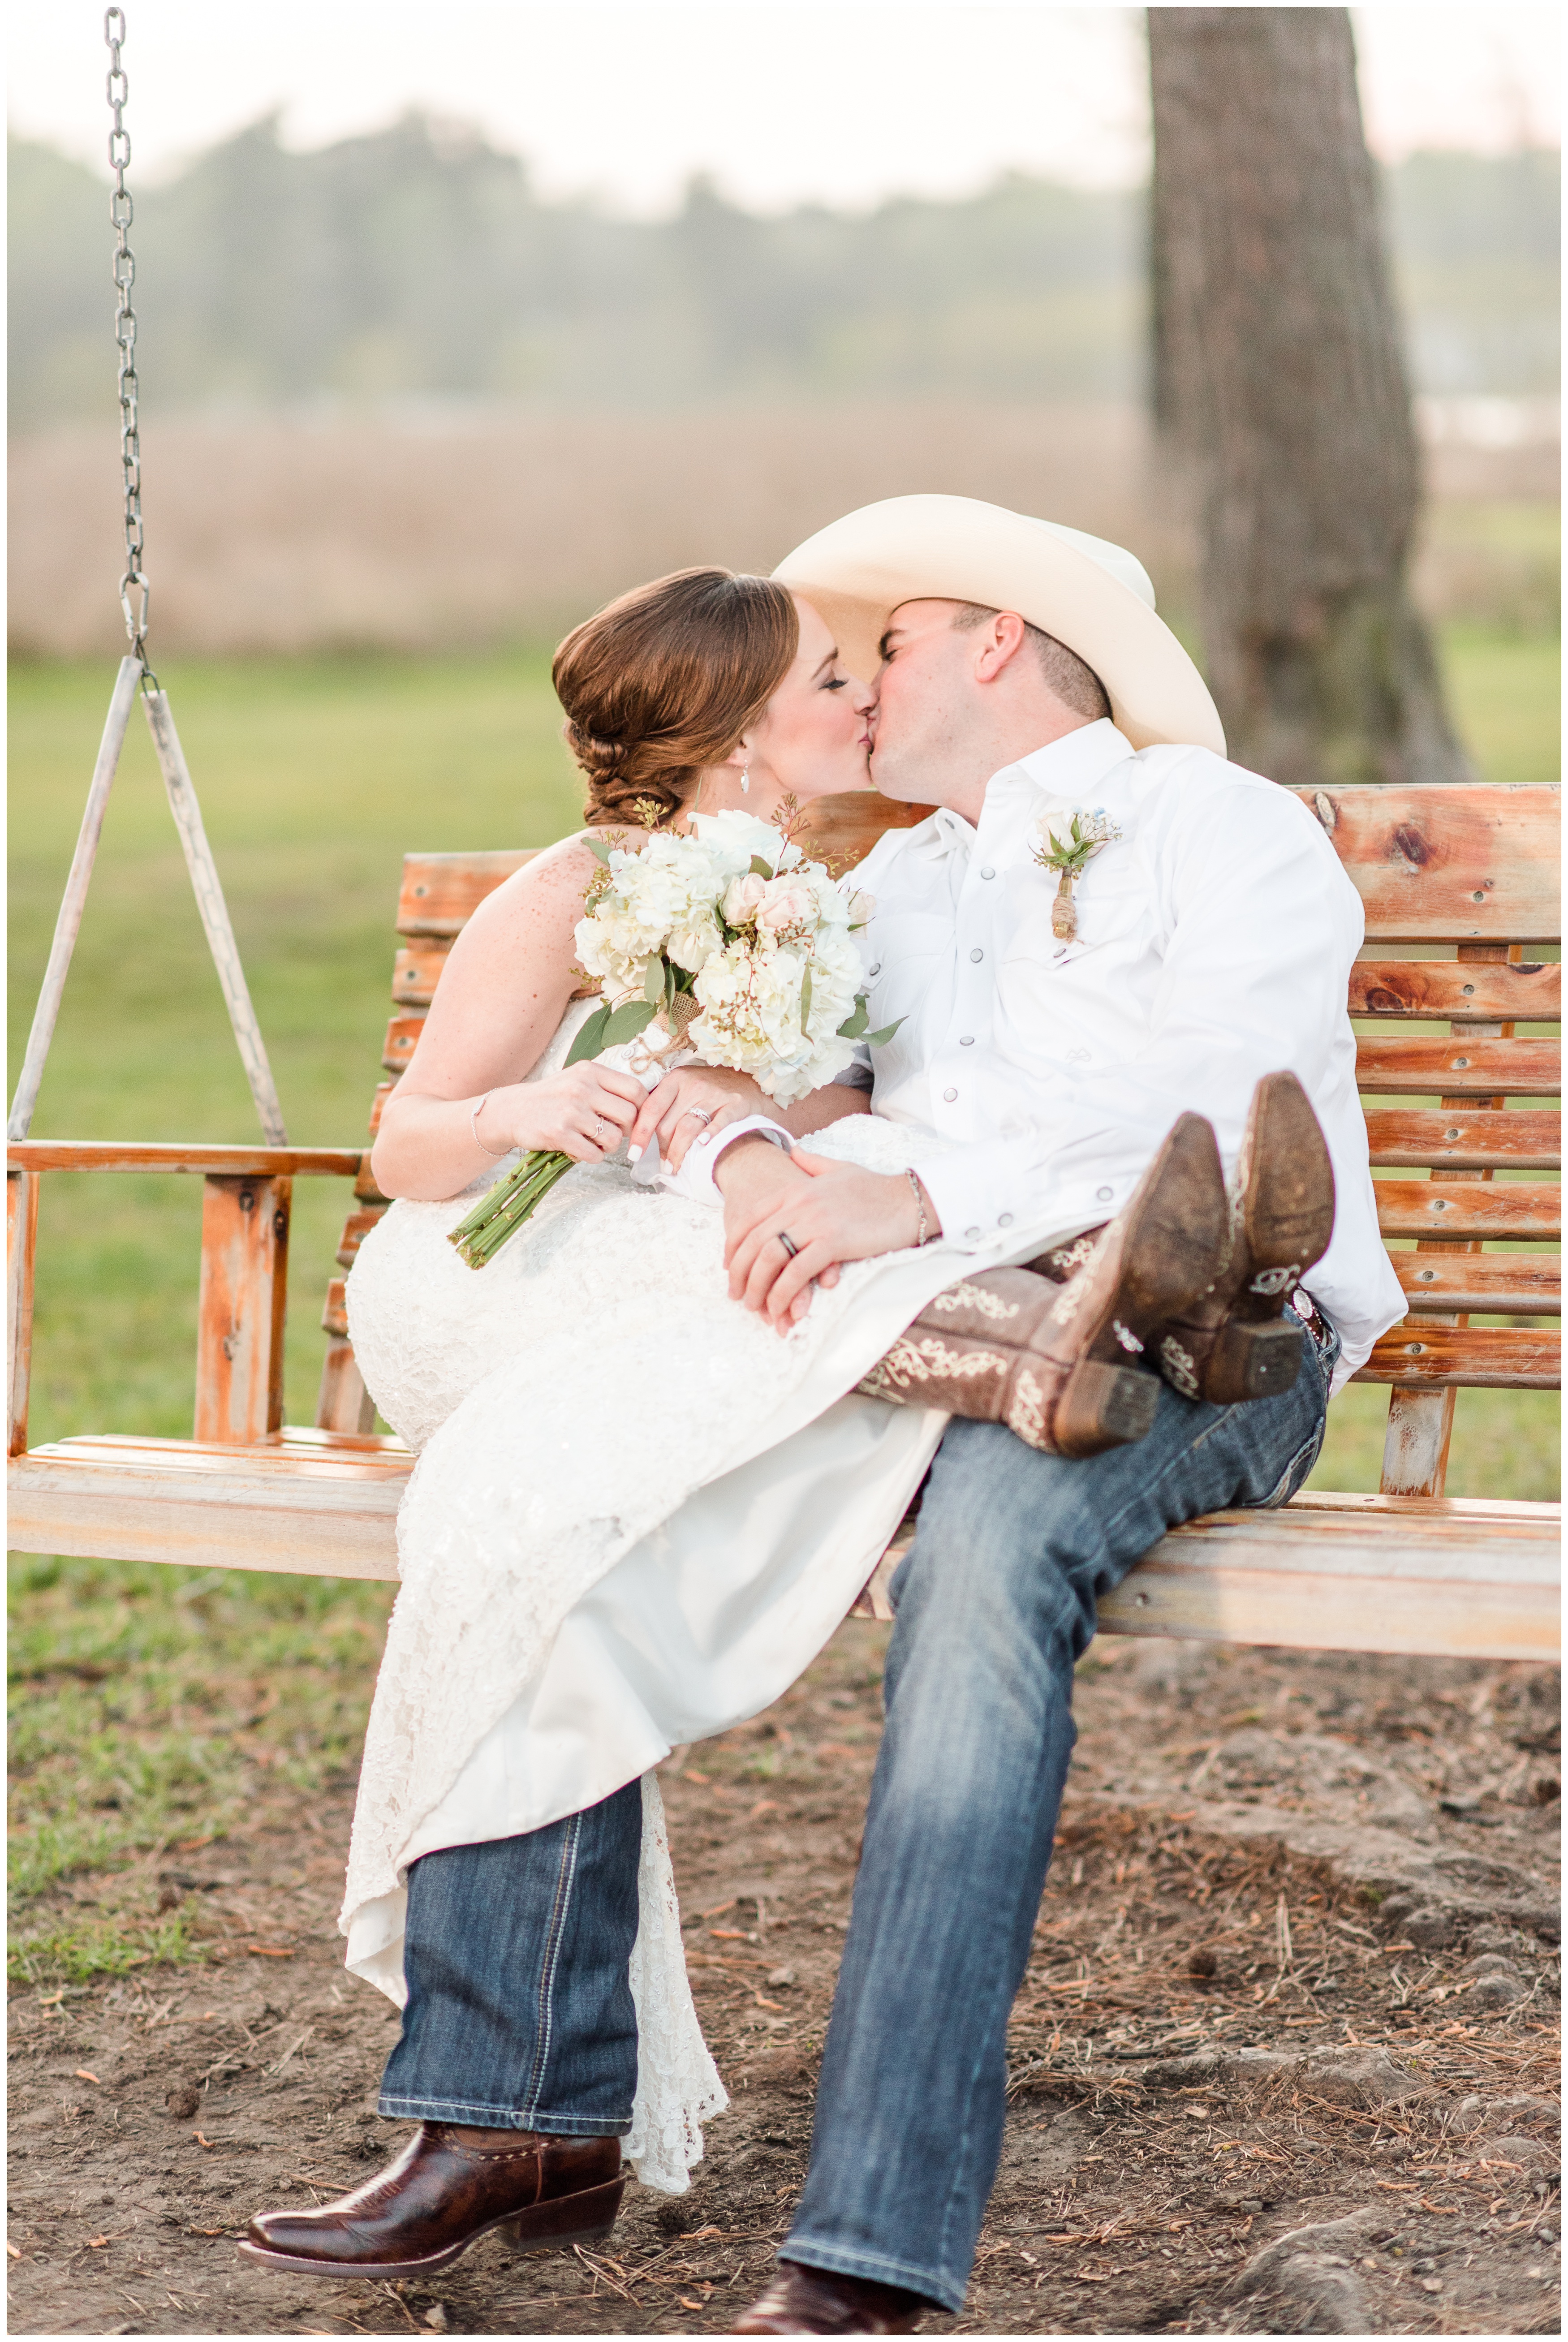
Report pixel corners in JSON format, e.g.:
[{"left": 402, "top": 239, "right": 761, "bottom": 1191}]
[{"left": 554, "top": 568, "right": 799, "bottom": 827}]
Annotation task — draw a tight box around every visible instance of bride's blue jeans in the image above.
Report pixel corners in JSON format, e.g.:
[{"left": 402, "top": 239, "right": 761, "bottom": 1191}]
[
  {"left": 380, "top": 1780, "right": 642, "bottom": 2135},
  {"left": 378, "top": 1309, "right": 1334, "bottom": 2310},
  {"left": 782, "top": 1308, "right": 1335, "bottom": 2312}
]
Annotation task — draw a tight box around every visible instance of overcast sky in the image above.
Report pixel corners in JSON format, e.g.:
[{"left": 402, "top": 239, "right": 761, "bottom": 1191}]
[{"left": 10, "top": 3, "right": 1560, "bottom": 215}]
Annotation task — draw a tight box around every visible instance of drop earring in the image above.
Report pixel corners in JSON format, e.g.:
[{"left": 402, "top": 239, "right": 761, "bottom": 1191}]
[{"left": 740, "top": 765, "right": 750, "bottom": 794}]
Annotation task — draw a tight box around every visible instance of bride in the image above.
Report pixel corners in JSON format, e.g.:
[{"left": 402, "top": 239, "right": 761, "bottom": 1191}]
[{"left": 293, "top": 566, "right": 1095, "bottom": 2242}]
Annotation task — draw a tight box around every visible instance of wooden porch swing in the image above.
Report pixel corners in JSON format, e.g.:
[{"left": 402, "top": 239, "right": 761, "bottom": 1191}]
[{"left": 6, "top": 20, "right": 1561, "bottom": 1666}]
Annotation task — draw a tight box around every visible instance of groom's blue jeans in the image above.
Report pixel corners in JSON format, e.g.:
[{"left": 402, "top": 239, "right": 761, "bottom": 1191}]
[
  {"left": 781, "top": 1308, "right": 1336, "bottom": 2312},
  {"left": 377, "top": 1310, "right": 1333, "bottom": 2311}
]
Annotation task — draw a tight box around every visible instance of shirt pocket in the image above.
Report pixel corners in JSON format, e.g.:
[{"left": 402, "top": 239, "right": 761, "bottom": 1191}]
[
  {"left": 862, "top": 911, "right": 949, "bottom": 1050},
  {"left": 1002, "top": 861, "right": 1146, "bottom": 974}
]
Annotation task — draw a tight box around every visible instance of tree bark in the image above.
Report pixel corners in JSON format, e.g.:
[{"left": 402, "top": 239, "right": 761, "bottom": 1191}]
[{"left": 1148, "top": 8, "right": 1473, "bottom": 787}]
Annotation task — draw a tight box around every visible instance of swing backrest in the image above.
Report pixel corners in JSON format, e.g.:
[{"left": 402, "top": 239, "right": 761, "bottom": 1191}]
[{"left": 322, "top": 783, "right": 1561, "bottom": 1502}]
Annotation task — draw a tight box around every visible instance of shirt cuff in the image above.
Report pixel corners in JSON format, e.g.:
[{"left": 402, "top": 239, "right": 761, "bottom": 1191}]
[
  {"left": 912, "top": 1137, "right": 1034, "bottom": 1249},
  {"left": 648, "top": 1114, "right": 794, "bottom": 1205}
]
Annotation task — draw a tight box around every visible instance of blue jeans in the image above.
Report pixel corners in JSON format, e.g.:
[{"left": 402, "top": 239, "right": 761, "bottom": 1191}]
[
  {"left": 379, "top": 1777, "right": 642, "bottom": 2135},
  {"left": 780, "top": 1309, "right": 1335, "bottom": 2311}
]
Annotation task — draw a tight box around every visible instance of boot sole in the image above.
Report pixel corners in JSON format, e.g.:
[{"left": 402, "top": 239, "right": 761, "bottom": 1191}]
[
  {"left": 237, "top": 2175, "right": 625, "bottom": 2280},
  {"left": 1232, "top": 1072, "right": 1336, "bottom": 1315}
]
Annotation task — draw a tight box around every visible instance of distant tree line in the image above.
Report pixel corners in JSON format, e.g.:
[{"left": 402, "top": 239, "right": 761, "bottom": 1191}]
[{"left": 8, "top": 114, "right": 1559, "bottom": 429}]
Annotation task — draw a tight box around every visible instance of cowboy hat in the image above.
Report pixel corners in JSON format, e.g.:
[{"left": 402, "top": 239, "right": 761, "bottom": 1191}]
[{"left": 773, "top": 493, "right": 1225, "bottom": 756}]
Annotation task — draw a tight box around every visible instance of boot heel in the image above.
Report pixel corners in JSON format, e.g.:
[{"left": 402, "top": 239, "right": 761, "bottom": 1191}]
[
  {"left": 1204, "top": 1318, "right": 1303, "bottom": 1404},
  {"left": 504, "top": 2175, "right": 625, "bottom": 2255},
  {"left": 1052, "top": 1360, "right": 1159, "bottom": 1458}
]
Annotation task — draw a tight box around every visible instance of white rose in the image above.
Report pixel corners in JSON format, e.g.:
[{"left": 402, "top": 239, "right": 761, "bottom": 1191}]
[{"left": 756, "top": 879, "right": 815, "bottom": 935}]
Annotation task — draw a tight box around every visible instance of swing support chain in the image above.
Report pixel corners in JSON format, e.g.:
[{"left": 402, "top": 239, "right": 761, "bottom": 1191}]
[{"left": 105, "top": 6, "right": 154, "bottom": 681}]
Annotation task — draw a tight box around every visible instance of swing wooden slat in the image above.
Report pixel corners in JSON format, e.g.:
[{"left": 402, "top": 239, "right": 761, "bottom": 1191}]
[
  {"left": 1390, "top": 1253, "right": 1561, "bottom": 1313},
  {"left": 1354, "top": 1035, "right": 1560, "bottom": 1094},
  {"left": 1363, "top": 1110, "right": 1560, "bottom": 1170},
  {"left": 1349, "top": 960, "right": 1560, "bottom": 1020},
  {"left": 7, "top": 780, "right": 1561, "bottom": 1661},
  {"left": 1373, "top": 1180, "right": 1561, "bottom": 1240}
]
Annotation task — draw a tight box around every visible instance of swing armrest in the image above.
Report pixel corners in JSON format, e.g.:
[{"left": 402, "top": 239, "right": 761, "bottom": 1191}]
[
  {"left": 7, "top": 1142, "right": 364, "bottom": 1177},
  {"left": 7, "top": 1143, "right": 370, "bottom": 1454}
]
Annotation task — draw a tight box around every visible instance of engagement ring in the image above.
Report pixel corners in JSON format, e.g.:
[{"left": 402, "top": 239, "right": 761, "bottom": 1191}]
[
  {"left": 777, "top": 1231, "right": 800, "bottom": 1258},
  {"left": 684, "top": 1106, "right": 715, "bottom": 1125}
]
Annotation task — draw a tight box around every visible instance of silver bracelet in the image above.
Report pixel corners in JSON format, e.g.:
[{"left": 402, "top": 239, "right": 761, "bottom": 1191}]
[
  {"left": 471, "top": 1094, "right": 511, "bottom": 1157},
  {"left": 906, "top": 1168, "right": 930, "bottom": 1246}
]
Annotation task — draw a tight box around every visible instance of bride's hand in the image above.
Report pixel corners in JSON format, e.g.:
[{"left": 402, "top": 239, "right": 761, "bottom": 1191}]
[
  {"left": 487, "top": 1063, "right": 648, "bottom": 1162},
  {"left": 629, "top": 1065, "right": 769, "bottom": 1171}
]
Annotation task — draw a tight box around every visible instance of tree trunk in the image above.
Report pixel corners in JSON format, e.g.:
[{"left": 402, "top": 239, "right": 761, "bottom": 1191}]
[{"left": 1148, "top": 8, "right": 1473, "bottom": 787}]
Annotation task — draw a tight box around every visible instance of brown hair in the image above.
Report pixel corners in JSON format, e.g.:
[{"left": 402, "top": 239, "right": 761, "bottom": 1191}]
[
  {"left": 952, "top": 602, "right": 1111, "bottom": 723},
  {"left": 554, "top": 568, "right": 799, "bottom": 827}
]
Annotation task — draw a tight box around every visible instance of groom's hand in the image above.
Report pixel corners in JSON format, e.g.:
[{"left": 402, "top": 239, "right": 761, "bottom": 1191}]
[{"left": 719, "top": 1139, "right": 933, "bottom": 1329}]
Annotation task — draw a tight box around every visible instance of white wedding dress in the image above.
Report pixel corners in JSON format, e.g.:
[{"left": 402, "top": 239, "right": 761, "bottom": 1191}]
[{"left": 343, "top": 999, "right": 1082, "bottom": 2191}]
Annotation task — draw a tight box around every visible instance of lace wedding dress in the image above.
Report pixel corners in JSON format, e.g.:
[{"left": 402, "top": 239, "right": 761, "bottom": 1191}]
[{"left": 343, "top": 1001, "right": 1079, "bottom": 2191}]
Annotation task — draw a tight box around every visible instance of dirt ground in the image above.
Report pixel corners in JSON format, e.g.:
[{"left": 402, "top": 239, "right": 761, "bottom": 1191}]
[{"left": 8, "top": 1628, "right": 1560, "bottom": 2339}]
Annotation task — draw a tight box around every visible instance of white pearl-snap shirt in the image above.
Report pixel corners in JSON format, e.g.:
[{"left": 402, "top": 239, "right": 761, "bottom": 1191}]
[{"left": 845, "top": 719, "right": 1405, "bottom": 1386}]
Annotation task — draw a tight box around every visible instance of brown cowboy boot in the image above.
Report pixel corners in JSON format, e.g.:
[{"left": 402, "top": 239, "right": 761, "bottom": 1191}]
[
  {"left": 732, "top": 2261, "right": 928, "bottom": 2333},
  {"left": 859, "top": 1111, "right": 1229, "bottom": 1459},
  {"left": 1147, "top": 1071, "right": 1336, "bottom": 1405},
  {"left": 239, "top": 2122, "right": 623, "bottom": 2279}
]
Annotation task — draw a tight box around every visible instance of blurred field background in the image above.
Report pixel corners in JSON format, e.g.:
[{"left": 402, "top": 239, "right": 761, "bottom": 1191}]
[{"left": 8, "top": 99, "right": 1559, "bottom": 1984}]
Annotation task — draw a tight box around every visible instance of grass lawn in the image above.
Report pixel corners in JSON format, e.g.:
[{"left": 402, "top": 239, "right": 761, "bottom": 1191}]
[{"left": 8, "top": 623, "right": 1559, "bottom": 1981}]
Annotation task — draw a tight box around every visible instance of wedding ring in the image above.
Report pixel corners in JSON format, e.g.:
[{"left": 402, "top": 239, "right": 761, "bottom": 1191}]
[
  {"left": 777, "top": 1231, "right": 800, "bottom": 1258},
  {"left": 594, "top": 1117, "right": 612, "bottom": 1142},
  {"left": 683, "top": 1106, "right": 715, "bottom": 1125}
]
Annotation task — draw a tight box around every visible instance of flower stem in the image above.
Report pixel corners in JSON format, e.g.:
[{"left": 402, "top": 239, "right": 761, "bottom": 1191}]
[{"left": 448, "top": 1148, "right": 576, "bottom": 1268}]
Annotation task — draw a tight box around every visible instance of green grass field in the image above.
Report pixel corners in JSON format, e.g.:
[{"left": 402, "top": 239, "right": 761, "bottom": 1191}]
[{"left": 8, "top": 623, "right": 1559, "bottom": 1981}]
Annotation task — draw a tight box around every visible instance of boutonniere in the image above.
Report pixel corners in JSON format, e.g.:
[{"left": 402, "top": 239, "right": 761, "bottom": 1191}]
[{"left": 1030, "top": 806, "right": 1122, "bottom": 940}]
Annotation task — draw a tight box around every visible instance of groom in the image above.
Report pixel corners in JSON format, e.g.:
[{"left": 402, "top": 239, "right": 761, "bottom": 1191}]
[{"left": 704, "top": 497, "right": 1401, "bottom": 2331}]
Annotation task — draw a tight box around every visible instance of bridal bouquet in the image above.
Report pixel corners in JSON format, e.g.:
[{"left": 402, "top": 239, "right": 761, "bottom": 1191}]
[{"left": 449, "top": 809, "right": 895, "bottom": 1267}]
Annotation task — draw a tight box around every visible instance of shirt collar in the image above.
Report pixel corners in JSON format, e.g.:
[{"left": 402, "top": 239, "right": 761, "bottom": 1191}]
[{"left": 1002, "top": 719, "right": 1134, "bottom": 805}]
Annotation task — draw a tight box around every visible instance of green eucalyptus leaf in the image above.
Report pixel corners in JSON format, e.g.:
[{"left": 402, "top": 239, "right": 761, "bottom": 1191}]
[
  {"left": 642, "top": 954, "right": 666, "bottom": 1005},
  {"left": 836, "top": 996, "right": 870, "bottom": 1041},
  {"left": 601, "top": 998, "right": 659, "bottom": 1048},
  {"left": 749, "top": 854, "right": 775, "bottom": 879},
  {"left": 864, "top": 1017, "right": 906, "bottom": 1047},
  {"left": 562, "top": 1004, "right": 612, "bottom": 1067},
  {"left": 585, "top": 836, "right": 613, "bottom": 865},
  {"left": 799, "top": 962, "right": 813, "bottom": 1036}
]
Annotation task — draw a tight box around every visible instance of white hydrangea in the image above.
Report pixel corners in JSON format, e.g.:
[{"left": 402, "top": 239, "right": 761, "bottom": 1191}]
[
  {"left": 691, "top": 808, "right": 804, "bottom": 874},
  {"left": 573, "top": 831, "right": 732, "bottom": 996},
  {"left": 689, "top": 922, "right": 864, "bottom": 1106}
]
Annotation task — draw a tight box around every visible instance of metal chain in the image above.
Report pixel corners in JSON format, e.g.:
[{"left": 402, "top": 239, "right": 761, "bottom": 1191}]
[{"left": 105, "top": 7, "right": 155, "bottom": 685}]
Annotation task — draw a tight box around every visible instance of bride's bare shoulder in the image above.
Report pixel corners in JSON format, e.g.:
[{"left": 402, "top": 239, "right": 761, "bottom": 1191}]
[
  {"left": 454, "top": 826, "right": 640, "bottom": 961},
  {"left": 473, "top": 829, "right": 603, "bottom": 914}
]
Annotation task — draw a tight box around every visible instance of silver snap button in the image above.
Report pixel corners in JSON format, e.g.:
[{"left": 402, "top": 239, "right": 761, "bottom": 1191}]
[
  {"left": 969, "top": 947, "right": 984, "bottom": 963},
  {"left": 870, "top": 964, "right": 881, "bottom": 977},
  {"left": 959, "top": 1035, "right": 974, "bottom": 1046},
  {"left": 999, "top": 1213, "right": 1013, "bottom": 1228},
  {"left": 943, "top": 1086, "right": 958, "bottom": 1102},
  {"left": 965, "top": 1226, "right": 982, "bottom": 1241},
  {"left": 1096, "top": 1185, "right": 1113, "bottom": 1202},
  {"left": 980, "top": 866, "right": 996, "bottom": 880}
]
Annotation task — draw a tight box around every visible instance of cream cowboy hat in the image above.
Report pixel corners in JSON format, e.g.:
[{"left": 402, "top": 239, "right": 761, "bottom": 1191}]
[{"left": 774, "top": 492, "right": 1225, "bottom": 756}]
